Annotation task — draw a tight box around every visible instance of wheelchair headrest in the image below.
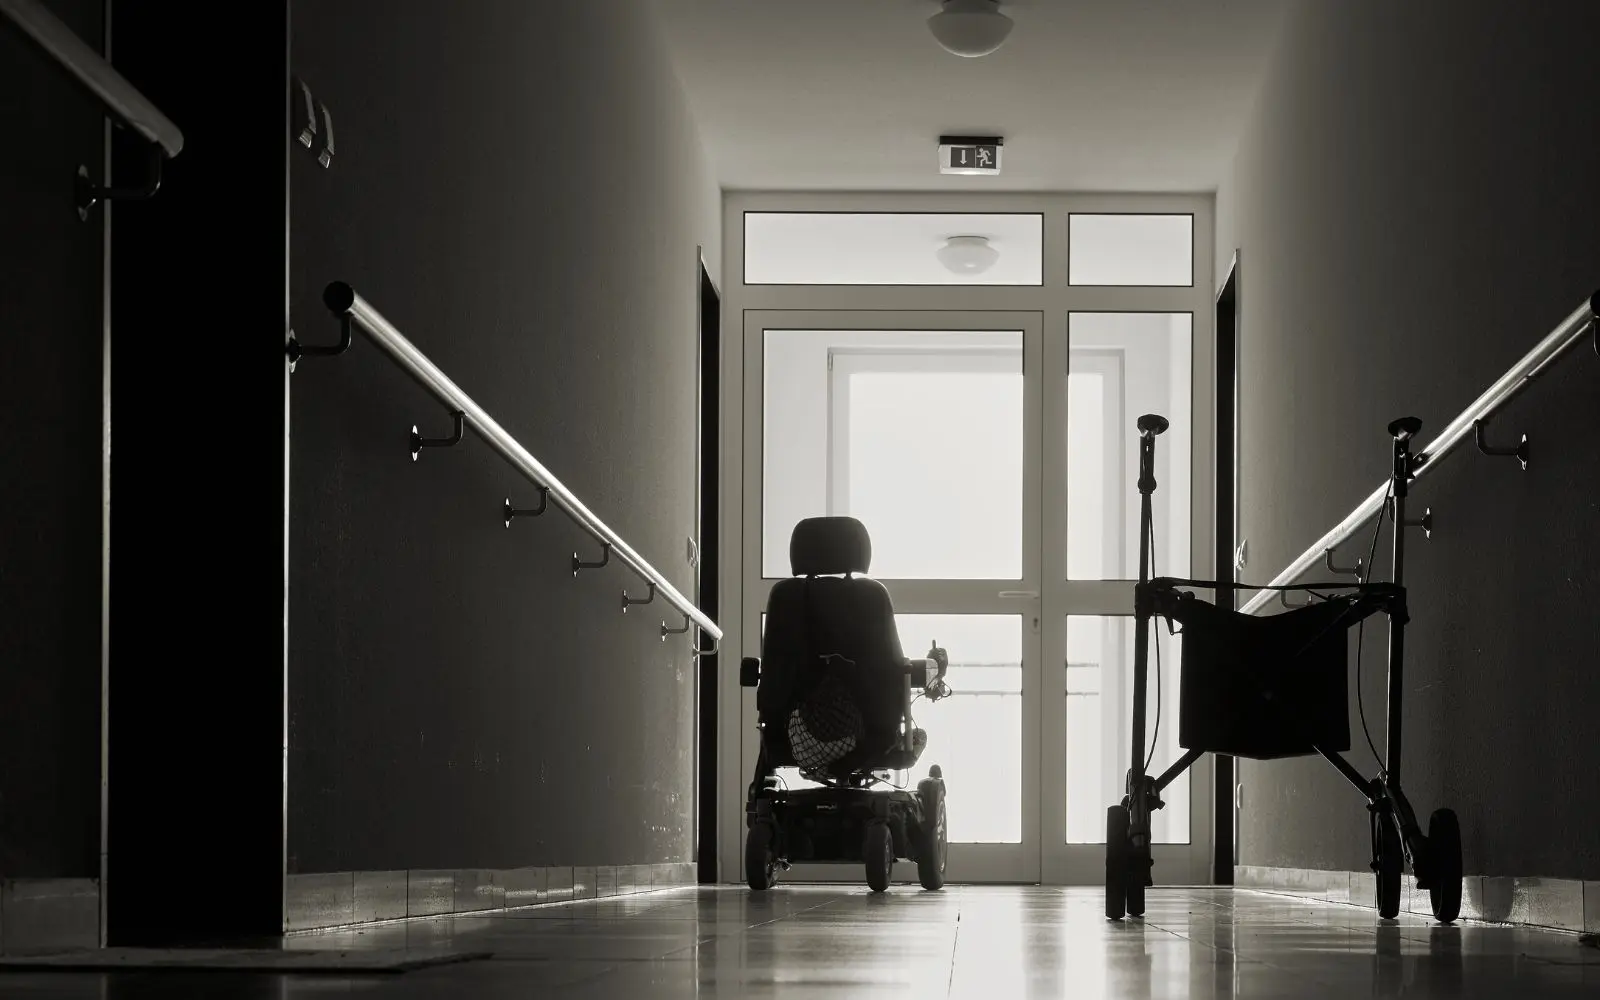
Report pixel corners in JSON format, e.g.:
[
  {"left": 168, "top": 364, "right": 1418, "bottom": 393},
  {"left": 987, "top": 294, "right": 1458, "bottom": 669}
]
[{"left": 790, "top": 516, "right": 871, "bottom": 576}]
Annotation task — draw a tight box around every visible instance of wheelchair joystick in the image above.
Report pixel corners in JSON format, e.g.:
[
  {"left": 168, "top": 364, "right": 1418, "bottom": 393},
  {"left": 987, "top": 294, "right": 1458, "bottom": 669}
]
[{"left": 925, "top": 641, "right": 951, "bottom": 700}]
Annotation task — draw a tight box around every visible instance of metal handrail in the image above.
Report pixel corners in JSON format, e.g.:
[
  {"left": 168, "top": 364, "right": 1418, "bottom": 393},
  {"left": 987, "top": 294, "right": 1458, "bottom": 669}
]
[
  {"left": 1, "top": 0, "right": 184, "bottom": 157},
  {"left": 1239, "top": 289, "right": 1599, "bottom": 615},
  {"left": 320, "top": 282, "right": 722, "bottom": 648}
]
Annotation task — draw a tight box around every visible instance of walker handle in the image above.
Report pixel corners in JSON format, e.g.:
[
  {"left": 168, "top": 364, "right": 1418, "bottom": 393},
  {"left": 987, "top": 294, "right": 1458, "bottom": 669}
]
[
  {"left": 1137, "top": 414, "right": 1169, "bottom": 437},
  {"left": 1387, "top": 416, "right": 1422, "bottom": 442}
]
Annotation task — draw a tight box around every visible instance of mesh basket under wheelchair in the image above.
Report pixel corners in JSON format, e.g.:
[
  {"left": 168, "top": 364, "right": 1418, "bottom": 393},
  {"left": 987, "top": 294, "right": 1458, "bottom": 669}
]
[{"left": 786, "top": 673, "right": 865, "bottom": 771}]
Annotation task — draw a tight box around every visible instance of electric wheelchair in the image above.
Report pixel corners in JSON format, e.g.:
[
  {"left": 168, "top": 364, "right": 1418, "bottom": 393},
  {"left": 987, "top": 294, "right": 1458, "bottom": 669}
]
[{"left": 738, "top": 516, "right": 952, "bottom": 892}]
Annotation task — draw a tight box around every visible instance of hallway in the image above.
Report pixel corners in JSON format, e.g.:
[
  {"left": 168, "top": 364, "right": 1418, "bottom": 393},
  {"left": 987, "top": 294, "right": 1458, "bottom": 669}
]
[
  {"left": 5, "top": 886, "right": 1595, "bottom": 997},
  {"left": 4, "top": 0, "right": 1600, "bottom": 990}
]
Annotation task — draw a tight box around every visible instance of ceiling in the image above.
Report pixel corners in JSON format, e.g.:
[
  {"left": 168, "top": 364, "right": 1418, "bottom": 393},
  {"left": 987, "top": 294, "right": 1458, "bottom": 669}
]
[{"left": 654, "top": 0, "right": 1288, "bottom": 193}]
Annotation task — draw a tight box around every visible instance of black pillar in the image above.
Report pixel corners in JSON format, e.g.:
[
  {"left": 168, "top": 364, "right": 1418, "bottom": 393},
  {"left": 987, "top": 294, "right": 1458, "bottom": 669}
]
[{"left": 105, "top": 1, "right": 290, "bottom": 944}]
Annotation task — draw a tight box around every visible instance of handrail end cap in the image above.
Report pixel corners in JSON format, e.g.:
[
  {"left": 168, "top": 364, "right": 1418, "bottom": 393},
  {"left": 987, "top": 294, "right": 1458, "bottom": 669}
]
[{"left": 323, "top": 281, "right": 356, "bottom": 314}]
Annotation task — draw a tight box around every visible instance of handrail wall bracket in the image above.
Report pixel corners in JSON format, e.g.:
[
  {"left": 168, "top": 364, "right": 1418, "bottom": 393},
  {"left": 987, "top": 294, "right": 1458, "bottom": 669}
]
[
  {"left": 1279, "top": 590, "right": 1314, "bottom": 610},
  {"left": 1405, "top": 506, "right": 1434, "bottom": 539},
  {"left": 76, "top": 146, "right": 163, "bottom": 221},
  {"left": 286, "top": 314, "right": 353, "bottom": 372},
  {"left": 572, "top": 543, "right": 612, "bottom": 577},
  {"left": 622, "top": 582, "right": 657, "bottom": 612},
  {"left": 504, "top": 489, "right": 550, "bottom": 526},
  {"left": 411, "top": 410, "right": 466, "bottom": 461},
  {"left": 1473, "top": 417, "right": 1529, "bottom": 470},
  {"left": 1324, "top": 548, "right": 1365, "bottom": 580}
]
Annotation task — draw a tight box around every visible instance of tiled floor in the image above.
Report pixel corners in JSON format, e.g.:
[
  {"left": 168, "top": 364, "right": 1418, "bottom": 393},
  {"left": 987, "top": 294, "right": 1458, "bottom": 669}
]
[{"left": 2, "top": 885, "right": 1597, "bottom": 997}]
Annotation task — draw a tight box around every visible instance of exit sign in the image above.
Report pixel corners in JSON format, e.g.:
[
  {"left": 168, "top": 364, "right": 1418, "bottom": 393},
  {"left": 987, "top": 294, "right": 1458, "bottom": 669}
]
[{"left": 939, "top": 135, "right": 1003, "bottom": 176}]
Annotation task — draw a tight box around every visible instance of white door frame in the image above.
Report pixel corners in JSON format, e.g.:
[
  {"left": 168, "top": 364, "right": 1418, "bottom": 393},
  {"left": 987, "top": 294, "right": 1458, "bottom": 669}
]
[
  {"left": 716, "top": 191, "right": 1215, "bottom": 886},
  {"left": 744, "top": 308, "right": 1044, "bottom": 884}
]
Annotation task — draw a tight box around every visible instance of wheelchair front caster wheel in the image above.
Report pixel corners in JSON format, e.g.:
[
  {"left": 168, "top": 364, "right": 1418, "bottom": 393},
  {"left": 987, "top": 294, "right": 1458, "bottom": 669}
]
[
  {"left": 864, "top": 821, "right": 894, "bottom": 893},
  {"left": 1427, "top": 808, "right": 1462, "bottom": 923},
  {"left": 746, "top": 822, "right": 779, "bottom": 891}
]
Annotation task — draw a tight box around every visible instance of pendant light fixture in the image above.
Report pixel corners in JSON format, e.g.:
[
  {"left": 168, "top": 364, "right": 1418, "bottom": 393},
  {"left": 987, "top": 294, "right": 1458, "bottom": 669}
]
[{"left": 927, "top": 0, "right": 1014, "bottom": 58}]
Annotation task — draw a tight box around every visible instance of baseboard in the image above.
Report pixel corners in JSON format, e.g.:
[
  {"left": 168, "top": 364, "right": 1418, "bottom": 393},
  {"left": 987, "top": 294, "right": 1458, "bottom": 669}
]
[
  {"left": 1235, "top": 864, "right": 1600, "bottom": 934},
  {"left": 285, "top": 862, "right": 697, "bottom": 932},
  {"left": 0, "top": 878, "right": 100, "bottom": 954}
]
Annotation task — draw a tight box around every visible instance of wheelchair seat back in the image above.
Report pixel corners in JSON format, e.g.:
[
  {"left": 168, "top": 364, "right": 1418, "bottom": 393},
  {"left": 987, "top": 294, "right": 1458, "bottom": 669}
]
[{"left": 758, "top": 517, "right": 909, "bottom": 774}]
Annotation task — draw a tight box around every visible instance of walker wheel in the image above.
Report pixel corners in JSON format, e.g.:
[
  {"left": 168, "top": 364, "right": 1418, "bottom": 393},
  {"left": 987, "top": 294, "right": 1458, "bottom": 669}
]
[
  {"left": 1373, "top": 811, "right": 1403, "bottom": 919},
  {"left": 1126, "top": 842, "right": 1148, "bottom": 918},
  {"left": 1427, "top": 808, "right": 1462, "bottom": 923},
  {"left": 1105, "top": 805, "right": 1129, "bottom": 919}
]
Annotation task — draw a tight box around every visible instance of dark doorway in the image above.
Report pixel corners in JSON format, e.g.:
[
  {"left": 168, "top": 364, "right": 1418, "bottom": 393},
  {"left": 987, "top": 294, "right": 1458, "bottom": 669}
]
[
  {"left": 1213, "top": 251, "right": 1240, "bottom": 885},
  {"left": 696, "top": 254, "right": 720, "bottom": 883}
]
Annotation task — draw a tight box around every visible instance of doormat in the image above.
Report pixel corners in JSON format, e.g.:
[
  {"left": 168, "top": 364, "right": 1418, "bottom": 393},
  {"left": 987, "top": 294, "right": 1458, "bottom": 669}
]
[{"left": 0, "top": 946, "right": 492, "bottom": 974}]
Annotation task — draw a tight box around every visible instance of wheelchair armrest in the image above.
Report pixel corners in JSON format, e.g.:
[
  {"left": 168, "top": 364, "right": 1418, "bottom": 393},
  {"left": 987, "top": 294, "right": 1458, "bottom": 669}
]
[{"left": 739, "top": 656, "right": 760, "bottom": 688}]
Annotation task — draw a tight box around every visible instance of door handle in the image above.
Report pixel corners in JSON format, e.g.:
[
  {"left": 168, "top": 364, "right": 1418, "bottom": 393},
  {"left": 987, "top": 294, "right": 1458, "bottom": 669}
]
[{"left": 998, "top": 590, "right": 1040, "bottom": 599}]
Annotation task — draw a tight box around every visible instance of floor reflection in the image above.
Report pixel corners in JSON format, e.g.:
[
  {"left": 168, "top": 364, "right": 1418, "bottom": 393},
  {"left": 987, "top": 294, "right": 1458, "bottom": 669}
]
[{"left": 2, "top": 886, "right": 1595, "bottom": 998}]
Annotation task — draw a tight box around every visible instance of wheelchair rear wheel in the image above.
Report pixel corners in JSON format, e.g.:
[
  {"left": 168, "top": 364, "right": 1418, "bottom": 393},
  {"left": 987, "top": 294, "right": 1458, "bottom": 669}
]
[
  {"left": 916, "top": 773, "right": 947, "bottom": 891},
  {"left": 1427, "top": 808, "right": 1462, "bottom": 923},
  {"left": 1105, "top": 805, "right": 1129, "bottom": 919},
  {"left": 864, "top": 821, "right": 894, "bottom": 892},
  {"left": 746, "top": 822, "right": 779, "bottom": 891}
]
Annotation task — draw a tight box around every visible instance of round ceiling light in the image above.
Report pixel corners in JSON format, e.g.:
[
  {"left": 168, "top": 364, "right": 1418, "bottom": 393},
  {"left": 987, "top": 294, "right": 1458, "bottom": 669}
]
[
  {"left": 936, "top": 235, "right": 1000, "bottom": 275},
  {"left": 927, "top": 0, "right": 1014, "bottom": 58}
]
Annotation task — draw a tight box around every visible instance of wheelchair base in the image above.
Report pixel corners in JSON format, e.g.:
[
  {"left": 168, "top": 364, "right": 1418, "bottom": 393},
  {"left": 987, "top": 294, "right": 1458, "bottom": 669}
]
[{"left": 746, "top": 767, "right": 948, "bottom": 893}]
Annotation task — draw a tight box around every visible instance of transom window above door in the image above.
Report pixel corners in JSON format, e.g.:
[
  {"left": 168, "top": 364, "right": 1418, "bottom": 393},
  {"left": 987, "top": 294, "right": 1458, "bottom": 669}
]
[{"left": 743, "top": 213, "right": 1044, "bottom": 286}]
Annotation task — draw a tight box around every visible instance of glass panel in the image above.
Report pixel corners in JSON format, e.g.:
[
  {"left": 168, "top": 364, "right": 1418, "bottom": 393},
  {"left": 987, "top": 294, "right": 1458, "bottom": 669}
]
[
  {"left": 763, "top": 329, "right": 1024, "bottom": 579},
  {"left": 899, "top": 614, "right": 1022, "bottom": 845},
  {"left": 1066, "top": 314, "right": 1192, "bottom": 580},
  {"left": 744, "top": 213, "right": 1044, "bottom": 285},
  {"left": 1065, "top": 616, "right": 1188, "bottom": 844},
  {"left": 1068, "top": 214, "right": 1193, "bottom": 286}
]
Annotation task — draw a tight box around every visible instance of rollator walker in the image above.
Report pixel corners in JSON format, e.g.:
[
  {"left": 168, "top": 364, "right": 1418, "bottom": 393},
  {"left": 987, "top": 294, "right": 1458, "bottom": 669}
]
[{"left": 1106, "top": 414, "right": 1463, "bottom": 924}]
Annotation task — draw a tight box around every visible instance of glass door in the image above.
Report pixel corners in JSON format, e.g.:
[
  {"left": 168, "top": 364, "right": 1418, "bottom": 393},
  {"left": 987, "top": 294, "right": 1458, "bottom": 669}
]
[
  {"left": 741, "top": 309, "right": 1044, "bottom": 884},
  {"left": 1039, "top": 310, "right": 1212, "bottom": 885}
]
